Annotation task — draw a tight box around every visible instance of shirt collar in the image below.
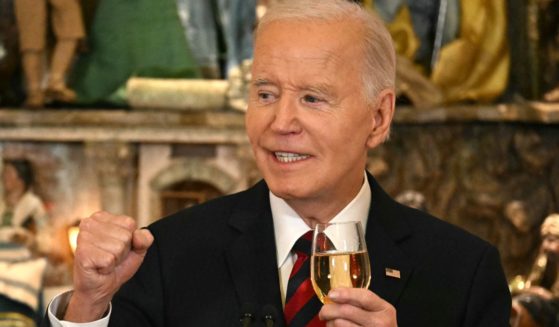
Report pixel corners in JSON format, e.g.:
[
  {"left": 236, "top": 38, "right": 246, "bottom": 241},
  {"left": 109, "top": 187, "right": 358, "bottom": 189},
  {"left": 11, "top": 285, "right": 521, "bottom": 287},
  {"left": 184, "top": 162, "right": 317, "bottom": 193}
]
[{"left": 271, "top": 172, "right": 371, "bottom": 268}]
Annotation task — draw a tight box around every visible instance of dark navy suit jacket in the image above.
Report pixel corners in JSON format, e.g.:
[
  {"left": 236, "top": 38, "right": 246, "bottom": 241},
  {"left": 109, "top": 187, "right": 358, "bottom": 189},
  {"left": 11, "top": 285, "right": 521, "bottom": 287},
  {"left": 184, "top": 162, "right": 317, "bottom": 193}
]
[{"left": 43, "top": 173, "right": 512, "bottom": 326}]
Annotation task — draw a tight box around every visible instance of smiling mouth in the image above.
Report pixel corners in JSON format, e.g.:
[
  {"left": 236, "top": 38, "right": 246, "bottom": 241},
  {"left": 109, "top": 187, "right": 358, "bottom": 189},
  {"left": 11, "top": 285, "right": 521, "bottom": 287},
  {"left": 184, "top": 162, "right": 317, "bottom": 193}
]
[{"left": 274, "top": 151, "right": 311, "bottom": 163}]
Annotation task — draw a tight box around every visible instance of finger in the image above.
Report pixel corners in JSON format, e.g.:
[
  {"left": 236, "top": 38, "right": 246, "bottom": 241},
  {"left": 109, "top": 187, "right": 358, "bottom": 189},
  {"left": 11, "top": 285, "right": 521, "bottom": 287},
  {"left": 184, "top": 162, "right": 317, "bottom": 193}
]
[
  {"left": 87, "top": 211, "right": 137, "bottom": 232},
  {"left": 325, "top": 318, "right": 359, "bottom": 327},
  {"left": 328, "top": 288, "right": 385, "bottom": 311},
  {"left": 84, "top": 231, "right": 132, "bottom": 265},
  {"left": 132, "top": 229, "right": 154, "bottom": 254},
  {"left": 321, "top": 288, "right": 397, "bottom": 326},
  {"left": 79, "top": 218, "right": 134, "bottom": 248},
  {"left": 113, "top": 231, "right": 153, "bottom": 285},
  {"left": 82, "top": 215, "right": 135, "bottom": 242},
  {"left": 321, "top": 303, "right": 395, "bottom": 327},
  {"left": 75, "top": 240, "right": 119, "bottom": 275},
  {"left": 77, "top": 222, "right": 134, "bottom": 267},
  {"left": 320, "top": 302, "right": 369, "bottom": 325}
]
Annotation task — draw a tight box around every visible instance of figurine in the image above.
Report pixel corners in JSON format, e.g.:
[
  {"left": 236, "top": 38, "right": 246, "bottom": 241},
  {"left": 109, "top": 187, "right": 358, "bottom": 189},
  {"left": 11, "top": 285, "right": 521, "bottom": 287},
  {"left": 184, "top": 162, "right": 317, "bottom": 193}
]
[
  {"left": 0, "top": 159, "right": 47, "bottom": 246},
  {"left": 509, "top": 213, "right": 559, "bottom": 326},
  {"left": 0, "top": 159, "right": 48, "bottom": 324},
  {"left": 365, "top": 0, "right": 509, "bottom": 105},
  {"left": 14, "top": 0, "right": 85, "bottom": 108}
]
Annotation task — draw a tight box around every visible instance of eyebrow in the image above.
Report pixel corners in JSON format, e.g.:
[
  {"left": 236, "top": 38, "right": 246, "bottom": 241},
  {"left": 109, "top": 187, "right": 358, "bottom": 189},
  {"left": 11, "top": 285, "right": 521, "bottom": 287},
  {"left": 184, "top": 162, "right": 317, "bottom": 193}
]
[
  {"left": 302, "top": 83, "right": 334, "bottom": 96},
  {"left": 253, "top": 79, "right": 334, "bottom": 96},
  {"left": 252, "top": 79, "right": 274, "bottom": 87}
]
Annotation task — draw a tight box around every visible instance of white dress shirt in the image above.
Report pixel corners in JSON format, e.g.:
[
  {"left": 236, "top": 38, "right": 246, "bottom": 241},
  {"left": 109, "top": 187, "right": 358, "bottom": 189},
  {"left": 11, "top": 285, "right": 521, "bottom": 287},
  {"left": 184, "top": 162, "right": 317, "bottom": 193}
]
[
  {"left": 272, "top": 174, "right": 371, "bottom": 306},
  {"left": 47, "top": 291, "right": 110, "bottom": 327},
  {"left": 48, "top": 174, "right": 371, "bottom": 325}
]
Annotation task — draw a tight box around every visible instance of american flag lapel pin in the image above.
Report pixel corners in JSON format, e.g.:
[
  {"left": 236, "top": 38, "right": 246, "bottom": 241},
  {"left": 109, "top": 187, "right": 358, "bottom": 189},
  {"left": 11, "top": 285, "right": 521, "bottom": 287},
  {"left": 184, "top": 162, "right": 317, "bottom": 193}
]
[{"left": 385, "top": 267, "right": 401, "bottom": 279}]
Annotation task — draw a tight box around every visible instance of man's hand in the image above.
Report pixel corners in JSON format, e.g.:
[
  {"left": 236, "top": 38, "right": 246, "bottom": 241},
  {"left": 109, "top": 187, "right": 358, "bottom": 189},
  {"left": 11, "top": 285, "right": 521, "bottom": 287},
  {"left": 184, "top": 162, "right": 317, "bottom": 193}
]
[
  {"left": 319, "top": 288, "right": 397, "bottom": 327},
  {"left": 64, "top": 211, "right": 154, "bottom": 322}
]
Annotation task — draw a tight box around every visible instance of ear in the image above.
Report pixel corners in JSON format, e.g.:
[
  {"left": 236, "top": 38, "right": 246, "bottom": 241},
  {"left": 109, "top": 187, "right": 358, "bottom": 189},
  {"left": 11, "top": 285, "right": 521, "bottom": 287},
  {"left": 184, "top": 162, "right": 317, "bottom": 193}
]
[{"left": 366, "top": 88, "right": 395, "bottom": 149}]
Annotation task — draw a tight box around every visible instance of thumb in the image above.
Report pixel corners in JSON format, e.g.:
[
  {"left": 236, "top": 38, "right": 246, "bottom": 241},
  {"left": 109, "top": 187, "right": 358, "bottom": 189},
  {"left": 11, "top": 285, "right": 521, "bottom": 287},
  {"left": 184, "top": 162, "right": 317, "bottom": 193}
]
[
  {"left": 115, "top": 229, "right": 154, "bottom": 284},
  {"left": 132, "top": 229, "right": 154, "bottom": 254}
]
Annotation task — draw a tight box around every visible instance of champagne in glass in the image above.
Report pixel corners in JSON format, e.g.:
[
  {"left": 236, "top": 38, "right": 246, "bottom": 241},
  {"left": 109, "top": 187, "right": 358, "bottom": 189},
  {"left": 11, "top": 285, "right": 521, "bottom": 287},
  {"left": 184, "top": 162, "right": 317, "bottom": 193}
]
[{"left": 310, "top": 221, "right": 371, "bottom": 303}]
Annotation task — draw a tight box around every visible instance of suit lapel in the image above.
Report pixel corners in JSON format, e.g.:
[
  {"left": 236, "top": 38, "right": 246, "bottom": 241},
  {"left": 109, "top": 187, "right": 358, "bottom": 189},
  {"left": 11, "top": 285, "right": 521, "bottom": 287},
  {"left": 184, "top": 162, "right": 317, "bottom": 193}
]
[
  {"left": 366, "top": 174, "right": 415, "bottom": 305},
  {"left": 223, "top": 175, "right": 415, "bottom": 320},
  {"left": 224, "top": 182, "right": 285, "bottom": 325}
]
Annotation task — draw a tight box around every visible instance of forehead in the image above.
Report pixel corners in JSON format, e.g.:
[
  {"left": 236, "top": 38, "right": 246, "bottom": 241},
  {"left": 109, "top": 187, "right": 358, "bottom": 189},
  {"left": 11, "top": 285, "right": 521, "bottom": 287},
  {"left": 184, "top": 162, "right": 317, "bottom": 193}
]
[{"left": 253, "top": 19, "right": 363, "bottom": 81}]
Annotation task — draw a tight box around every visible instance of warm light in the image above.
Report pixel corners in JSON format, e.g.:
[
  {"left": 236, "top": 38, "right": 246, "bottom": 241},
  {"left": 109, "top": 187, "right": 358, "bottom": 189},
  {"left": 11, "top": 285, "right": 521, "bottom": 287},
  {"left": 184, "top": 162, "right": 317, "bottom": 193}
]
[{"left": 68, "top": 226, "right": 80, "bottom": 255}]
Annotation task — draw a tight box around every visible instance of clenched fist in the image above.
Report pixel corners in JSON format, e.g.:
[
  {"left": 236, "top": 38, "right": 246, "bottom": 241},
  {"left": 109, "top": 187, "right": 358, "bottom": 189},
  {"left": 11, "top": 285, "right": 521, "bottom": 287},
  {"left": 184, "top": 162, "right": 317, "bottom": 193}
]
[{"left": 64, "top": 211, "right": 154, "bottom": 322}]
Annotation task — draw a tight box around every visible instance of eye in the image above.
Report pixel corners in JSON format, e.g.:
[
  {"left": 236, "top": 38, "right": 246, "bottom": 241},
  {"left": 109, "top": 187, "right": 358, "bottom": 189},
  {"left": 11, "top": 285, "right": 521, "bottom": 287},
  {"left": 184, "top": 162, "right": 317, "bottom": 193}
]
[
  {"left": 257, "top": 91, "right": 277, "bottom": 104},
  {"left": 260, "top": 93, "right": 272, "bottom": 100},
  {"left": 302, "top": 94, "right": 323, "bottom": 104}
]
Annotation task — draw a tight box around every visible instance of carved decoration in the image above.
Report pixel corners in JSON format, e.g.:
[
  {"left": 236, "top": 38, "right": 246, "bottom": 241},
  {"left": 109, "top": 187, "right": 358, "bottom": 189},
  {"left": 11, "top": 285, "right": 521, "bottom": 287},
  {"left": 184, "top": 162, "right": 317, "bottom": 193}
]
[
  {"left": 369, "top": 123, "right": 559, "bottom": 277},
  {"left": 84, "top": 142, "right": 135, "bottom": 215}
]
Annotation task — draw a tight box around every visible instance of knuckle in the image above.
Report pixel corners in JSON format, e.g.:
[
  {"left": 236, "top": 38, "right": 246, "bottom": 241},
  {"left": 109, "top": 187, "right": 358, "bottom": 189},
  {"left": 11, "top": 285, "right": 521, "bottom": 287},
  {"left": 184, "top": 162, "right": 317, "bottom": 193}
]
[
  {"left": 76, "top": 253, "right": 94, "bottom": 270},
  {"left": 77, "top": 229, "right": 92, "bottom": 244},
  {"left": 82, "top": 216, "right": 105, "bottom": 232},
  {"left": 122, "top": 216, "right": 137, "bottom": 230},
  {"left": 114, "top": 239, "right": 129, "bottom": 255},
  {"left": 79, "top": 217, "right": 91, "bottom": 230},
  {"left": 339, "top": 304, "right": 356, "bottom": 317},
  {"left": 90, "top": 211, "right": 107, "bottom": 219},
  {"left": 101, "top": 252, "right": 117, "bottom": 268}
]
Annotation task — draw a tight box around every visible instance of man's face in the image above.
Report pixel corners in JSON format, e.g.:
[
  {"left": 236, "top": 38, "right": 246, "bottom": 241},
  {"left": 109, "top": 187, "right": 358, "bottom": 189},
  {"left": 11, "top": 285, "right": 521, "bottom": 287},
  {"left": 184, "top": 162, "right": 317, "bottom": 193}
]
[{"left": 246, "top": 19, "right": 388, "bottom": 212}]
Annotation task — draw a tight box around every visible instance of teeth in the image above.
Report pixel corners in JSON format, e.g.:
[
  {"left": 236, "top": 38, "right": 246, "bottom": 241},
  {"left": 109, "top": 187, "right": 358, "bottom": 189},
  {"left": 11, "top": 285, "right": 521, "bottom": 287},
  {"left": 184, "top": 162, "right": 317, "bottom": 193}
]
[{"left": 274, "top": 152, "right": 310, "bottom": 163}]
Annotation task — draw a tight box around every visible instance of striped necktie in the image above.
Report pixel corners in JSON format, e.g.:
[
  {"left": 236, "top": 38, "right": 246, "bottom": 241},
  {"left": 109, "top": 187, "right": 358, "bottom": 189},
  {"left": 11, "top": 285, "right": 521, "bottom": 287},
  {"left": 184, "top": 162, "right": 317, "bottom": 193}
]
[{"left": 283, "top": 231, "right": 325, "bottom": 327}]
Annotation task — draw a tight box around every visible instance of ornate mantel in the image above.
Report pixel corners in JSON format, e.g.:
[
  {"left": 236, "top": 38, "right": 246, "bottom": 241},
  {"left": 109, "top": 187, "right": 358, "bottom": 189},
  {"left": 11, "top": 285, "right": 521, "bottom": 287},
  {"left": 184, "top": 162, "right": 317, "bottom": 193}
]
[
  {"left": 0, "top": 109, "right": 247, "bottom": 143},
  {"left": 0, "top": 102, "right": 557, "bottom": 142},
  {"left": 0, "top": 103, "right": 558, "bottom": 280}
]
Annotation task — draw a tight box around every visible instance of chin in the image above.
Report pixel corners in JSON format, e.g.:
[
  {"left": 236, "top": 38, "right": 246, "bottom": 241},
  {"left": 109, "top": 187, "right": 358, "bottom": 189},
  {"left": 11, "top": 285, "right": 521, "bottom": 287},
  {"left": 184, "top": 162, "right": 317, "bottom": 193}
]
[{"left": 266, "top": 179, "right": 310, "bottom": 201}]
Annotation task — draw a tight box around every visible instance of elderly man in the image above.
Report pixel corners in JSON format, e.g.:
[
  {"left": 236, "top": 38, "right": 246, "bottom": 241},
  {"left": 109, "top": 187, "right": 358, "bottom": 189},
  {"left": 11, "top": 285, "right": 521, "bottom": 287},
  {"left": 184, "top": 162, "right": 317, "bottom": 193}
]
[{"left": 43, "top": 0, "right": 511, "bottom": 326}]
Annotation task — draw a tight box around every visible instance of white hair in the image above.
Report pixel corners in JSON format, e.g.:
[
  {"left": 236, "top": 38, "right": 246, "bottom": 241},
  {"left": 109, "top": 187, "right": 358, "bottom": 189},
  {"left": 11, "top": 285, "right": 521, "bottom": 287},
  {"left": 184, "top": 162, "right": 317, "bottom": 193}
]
[{"left": 255, "top": 0, "right": 396, "bottom": 103}]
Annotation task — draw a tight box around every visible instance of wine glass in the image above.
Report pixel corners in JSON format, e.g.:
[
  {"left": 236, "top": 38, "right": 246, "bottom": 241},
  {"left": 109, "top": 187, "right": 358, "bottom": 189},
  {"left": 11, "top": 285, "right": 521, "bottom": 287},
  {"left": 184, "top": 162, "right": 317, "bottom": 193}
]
[{"left": 310, "top": 221, "right": 371, "bottom": 303}]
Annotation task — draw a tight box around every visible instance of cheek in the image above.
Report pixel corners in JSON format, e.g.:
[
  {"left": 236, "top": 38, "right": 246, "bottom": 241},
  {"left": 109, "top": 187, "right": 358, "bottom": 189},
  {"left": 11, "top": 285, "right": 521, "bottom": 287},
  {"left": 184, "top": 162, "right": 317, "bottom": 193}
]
[
  {"left": 245, "top": 110, "right": 258, "bottom": 138},
  {"left": 245, "top": 111, "right": 267, "bottom": 149},
  {"left": 338, "top": 116, "right": 372, "bottom": 147}
]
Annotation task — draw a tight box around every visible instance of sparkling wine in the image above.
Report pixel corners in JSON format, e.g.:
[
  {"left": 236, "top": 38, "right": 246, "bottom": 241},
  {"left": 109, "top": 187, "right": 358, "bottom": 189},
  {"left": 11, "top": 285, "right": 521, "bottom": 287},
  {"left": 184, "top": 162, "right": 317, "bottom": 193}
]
[{"left": 311, "top": 250, "right": 371, "bottom": 303}]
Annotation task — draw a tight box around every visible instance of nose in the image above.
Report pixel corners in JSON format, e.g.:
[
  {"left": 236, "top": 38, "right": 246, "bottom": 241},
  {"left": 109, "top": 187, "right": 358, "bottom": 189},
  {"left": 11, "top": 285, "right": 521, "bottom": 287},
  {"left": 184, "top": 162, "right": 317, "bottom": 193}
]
[{"left": 269, "top": 96, "right": 302, "bottom": 135}]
